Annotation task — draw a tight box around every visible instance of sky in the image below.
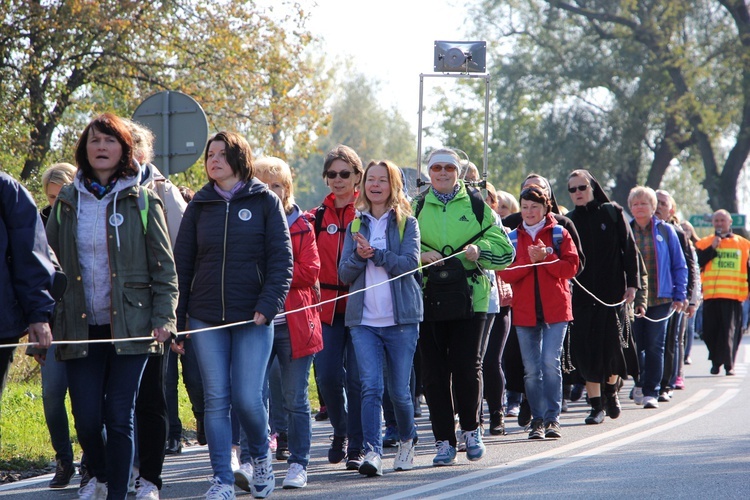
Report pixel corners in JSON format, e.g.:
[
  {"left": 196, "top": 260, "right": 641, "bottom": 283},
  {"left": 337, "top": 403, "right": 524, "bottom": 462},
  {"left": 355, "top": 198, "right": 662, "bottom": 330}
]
[{"left": 305, "top": 0, "right": 475, "bottom": 132}]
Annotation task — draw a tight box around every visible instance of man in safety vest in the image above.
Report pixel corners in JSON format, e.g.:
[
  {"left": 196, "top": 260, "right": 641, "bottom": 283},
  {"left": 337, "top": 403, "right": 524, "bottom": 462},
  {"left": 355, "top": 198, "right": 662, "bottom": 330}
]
[{"left": 694, "top": 209, "right": 750, "bottom": 376}]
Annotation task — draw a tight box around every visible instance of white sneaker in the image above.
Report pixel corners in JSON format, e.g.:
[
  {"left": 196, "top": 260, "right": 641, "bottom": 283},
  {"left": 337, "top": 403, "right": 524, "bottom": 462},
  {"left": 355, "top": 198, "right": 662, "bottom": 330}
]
[
  {"left": 455, "top": 429, "right": 466, "bottom": 452},
  {"left": 393, "top": 439, "right": 415, "bottom": 471},
  {"left": 135, "top": 478, "right": 160, "bottom": 500},
  {"left": 250, "top": 453, "right": 275, "bottom": 499},
  {"left": 643, "top": 396, "right": 659, "bottom": 409},
  {"left": 282, "top": 463, "right": 307, "bottom": 489},
  {"left": 78, "top": 477, "right": 108, "bottom": 500},
  {"left": 233, "top": 462, "right": 253, "bottom": 492},
  {"left": 205, "top": 477, "right": 236, "bottom": 500},
  {"left": 230, "top": 446, "right": 241, "bottom": 472},
  {"left": 633, "top": 386, "right": 644, "bottom": 405}
]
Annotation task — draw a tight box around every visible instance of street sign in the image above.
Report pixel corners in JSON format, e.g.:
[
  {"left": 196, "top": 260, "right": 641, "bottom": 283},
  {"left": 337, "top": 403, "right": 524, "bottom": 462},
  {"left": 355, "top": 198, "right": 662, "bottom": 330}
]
[
  {"left": 132, "top": 91, "right": 208, "bottom": 176},
  {"left": 689, "top": 213, "right": 746, "bottom": 228}
]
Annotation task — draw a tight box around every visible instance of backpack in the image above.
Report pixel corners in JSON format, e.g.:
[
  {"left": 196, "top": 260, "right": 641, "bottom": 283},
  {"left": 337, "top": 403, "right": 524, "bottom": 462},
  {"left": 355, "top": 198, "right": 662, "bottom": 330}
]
[
  {"left": 508, "top": 225, "right": 564, "bottom": 256},
  {"left": 57, "top": 185, "right": 150, "bottom": 235},
  {"left": 414, "top": 186, "right": 485, "bottom": 227}
]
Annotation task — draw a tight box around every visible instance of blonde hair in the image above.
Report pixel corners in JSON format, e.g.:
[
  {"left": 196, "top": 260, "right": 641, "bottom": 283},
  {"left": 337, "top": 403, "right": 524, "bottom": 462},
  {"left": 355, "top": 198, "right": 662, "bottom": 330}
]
[
  {"left": 254, "top": 156, "right": 295, "bottom": 213},
  {"left": 357, "top": 160, "right": 412, "bottom": 227},
  {"left": 123, "top": 119, "right": 155, "bottom": 165},
  {"left": 628, "top": 186, "right": 657, "bottom": 211},
  {"left": 496, "top": 190, "right": 519, "bottom": 213},
  {"left": 41, "top": 162, "right": 77, "bottom": 193}
]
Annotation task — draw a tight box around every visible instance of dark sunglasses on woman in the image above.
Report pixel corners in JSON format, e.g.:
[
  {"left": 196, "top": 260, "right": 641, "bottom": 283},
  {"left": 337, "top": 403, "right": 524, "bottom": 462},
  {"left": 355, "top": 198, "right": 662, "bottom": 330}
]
[
  {"left": 325, "top": 170, "right": 353, "bottom": 179},
  {"left": 567, "top": 184, "right": 589, "bottom": 193}
]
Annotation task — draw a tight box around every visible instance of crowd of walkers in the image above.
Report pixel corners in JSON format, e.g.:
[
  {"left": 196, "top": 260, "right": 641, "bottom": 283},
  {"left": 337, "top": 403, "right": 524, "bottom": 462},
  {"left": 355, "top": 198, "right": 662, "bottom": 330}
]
[{"left": 1, "top": 111, "right": 749, "bottom": 500}]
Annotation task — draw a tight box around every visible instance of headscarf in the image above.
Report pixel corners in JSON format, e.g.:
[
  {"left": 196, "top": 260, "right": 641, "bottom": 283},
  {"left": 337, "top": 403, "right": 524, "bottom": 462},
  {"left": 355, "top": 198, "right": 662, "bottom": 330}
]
[{"left": 568, "top": 169, "right": 611, "bottom": 204}]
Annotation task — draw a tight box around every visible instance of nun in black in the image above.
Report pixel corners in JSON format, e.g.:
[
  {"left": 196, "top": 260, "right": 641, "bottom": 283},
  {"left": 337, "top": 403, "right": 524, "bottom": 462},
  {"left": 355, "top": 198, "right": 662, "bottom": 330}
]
[{"left": 565, "top": 169, "right": 641, "bottom": 424}]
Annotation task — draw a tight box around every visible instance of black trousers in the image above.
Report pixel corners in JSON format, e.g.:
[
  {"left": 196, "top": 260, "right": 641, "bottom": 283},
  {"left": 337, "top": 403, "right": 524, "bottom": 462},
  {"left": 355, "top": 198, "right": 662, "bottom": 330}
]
[
  {"left": 703, "top": 299, "right": 743, "bottom": 371},
  {"left": 136, "top": 352, "right": 168, "bottom": 489},
  {"left": 483, "top": 307, "right": 511, "bottom": 414},
  {"left": 420, "top": 313, "right": 486, "bottom": 445}
]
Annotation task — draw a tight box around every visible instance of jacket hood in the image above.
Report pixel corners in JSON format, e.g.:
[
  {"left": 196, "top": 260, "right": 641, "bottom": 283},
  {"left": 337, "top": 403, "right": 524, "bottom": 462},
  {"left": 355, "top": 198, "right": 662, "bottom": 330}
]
[{"left": 193, "top": 176, "right": 268, "bottom": 202}]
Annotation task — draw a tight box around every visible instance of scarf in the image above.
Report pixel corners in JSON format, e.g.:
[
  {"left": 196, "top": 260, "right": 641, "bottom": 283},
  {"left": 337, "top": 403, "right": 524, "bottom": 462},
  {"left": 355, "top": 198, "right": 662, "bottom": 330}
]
[
  {"left": 83, "top": 174, "right": 119, "bottom": 200},
  {"left": 431, "top": 183, "right": 460, "bottom": 205},
  {"left": 214, "top": 180, "right": 247, "bottom": 201}
]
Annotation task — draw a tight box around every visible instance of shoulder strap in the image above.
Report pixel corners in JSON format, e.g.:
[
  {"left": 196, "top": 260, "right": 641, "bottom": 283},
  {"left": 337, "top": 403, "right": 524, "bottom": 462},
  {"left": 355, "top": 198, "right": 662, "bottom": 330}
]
[
  {"left": 137, "top": 186, "right": 149, "bottom": 235},
  {"left": 314, "top": 204, "right": 326, "bottom": 235},
  {"left": 552, "top": 225, "right": 564, "bottom": 254},
  {"left": 413, "top": 189, "right": 430, "bottom": 219},
  {"left": 467, "top": 187, "right": 485, "bottom": 226},
  {"left": 508, "top": 229, "right": 518, "bottom": 251}
]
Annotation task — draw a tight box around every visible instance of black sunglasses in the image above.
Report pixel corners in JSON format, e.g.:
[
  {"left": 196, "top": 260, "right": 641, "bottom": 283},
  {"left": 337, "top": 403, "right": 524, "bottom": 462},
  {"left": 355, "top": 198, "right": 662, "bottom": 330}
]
[
  {"left": 567, "top": 184, "right": 589, "bottom": 193},
  {"left": 325, "top": 170, "right": 353, "bottom": 179}
]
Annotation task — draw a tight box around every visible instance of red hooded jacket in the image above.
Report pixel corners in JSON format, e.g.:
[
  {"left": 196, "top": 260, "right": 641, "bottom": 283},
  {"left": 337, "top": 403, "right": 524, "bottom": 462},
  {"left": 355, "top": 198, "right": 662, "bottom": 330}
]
[{"left": 499, "top": 213, "right": 579, "bottom": 327}]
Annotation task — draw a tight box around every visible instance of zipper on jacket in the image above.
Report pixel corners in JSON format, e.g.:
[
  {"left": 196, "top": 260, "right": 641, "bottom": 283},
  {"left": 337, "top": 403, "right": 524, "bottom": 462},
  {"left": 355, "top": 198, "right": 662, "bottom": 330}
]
[{"left": 221, "top": 201, "right": 230, "bottom": 321}]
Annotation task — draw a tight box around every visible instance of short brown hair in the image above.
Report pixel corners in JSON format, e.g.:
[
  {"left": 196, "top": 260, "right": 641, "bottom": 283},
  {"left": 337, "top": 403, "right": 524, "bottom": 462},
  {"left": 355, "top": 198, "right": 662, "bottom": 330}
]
[
  {"left": 322, "top": 144, "right": 363, "bottom": 177},
  {"left": 74, "top": 113, "right": 137, "bottom": 179},
  {"left": 519, "top": 183, "right": 552, "bottom": 212},
  {"left": 204, "top": 131, "right": 253, "bottom": 182}
]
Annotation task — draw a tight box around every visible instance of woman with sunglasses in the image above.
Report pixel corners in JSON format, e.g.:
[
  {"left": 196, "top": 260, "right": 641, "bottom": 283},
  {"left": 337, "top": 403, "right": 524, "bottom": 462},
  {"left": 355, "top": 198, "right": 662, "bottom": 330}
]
[
  {"left": 565, "top": 170, "right": 640, "bottom": 425},
  {"left": 416, "top": 148, "right": 514, "bottom": 466},
  {"left": 499, "top": 185, "right": 579, "bottom": 440},
  {"left": 307, "top": 145, "right": 365, "bottom": 470}
]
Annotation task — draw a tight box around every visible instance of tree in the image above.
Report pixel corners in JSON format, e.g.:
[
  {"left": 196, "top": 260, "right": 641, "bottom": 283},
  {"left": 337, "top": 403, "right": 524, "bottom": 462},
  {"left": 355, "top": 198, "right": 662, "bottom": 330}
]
[
  {"left": 0, "top": 0, "right": 328, "bottom": 179},
  {"left": 458, "top": 0, "right": 749, "bottom": 214}
]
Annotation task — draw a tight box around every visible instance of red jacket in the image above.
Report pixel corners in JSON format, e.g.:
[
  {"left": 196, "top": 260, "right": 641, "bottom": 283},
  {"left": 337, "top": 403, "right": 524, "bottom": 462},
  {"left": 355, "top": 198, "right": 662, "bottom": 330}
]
[
  {"left": 499, "top": 213, "right": 579, "bottom": 327},
  {"left": 284, "top": 214, "right": 323, "bottom": 359},
  {"left": 306, "top": 192, "right": 357, "bottom": 325}
]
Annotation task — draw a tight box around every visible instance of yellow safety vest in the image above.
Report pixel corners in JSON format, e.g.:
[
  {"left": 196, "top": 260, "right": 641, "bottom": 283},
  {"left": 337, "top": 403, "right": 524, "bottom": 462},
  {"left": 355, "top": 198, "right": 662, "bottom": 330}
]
[{"left": 695, "top": 235, "right": 750, "bottom": 301}]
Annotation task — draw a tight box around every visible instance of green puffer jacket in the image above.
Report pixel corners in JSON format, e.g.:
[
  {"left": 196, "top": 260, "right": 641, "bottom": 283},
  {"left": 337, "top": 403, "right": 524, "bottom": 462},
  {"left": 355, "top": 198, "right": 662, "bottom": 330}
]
[
  {"left": 415, "top": 181, "right": 515, "bottom": 312},
  {"left": 46, "top": 181, "right": 178, "bottom": 361}
]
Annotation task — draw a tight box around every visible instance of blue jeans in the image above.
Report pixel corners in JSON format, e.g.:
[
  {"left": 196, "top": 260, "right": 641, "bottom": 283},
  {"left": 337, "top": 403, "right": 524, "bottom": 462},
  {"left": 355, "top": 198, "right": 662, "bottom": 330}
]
[
  {"left": 41, "top": 344, "right": 74, "bottom": 464},
  {"left": 66, "top": 341, "right": 147, "bottom": 499},
  {"left": 267, "top": 356, "right": 287, "bottom": 435},
  {"left": 351, "top": 324, "right": 418, "bottom": 456},
  {"left": 314, "top": 314, "right": 363, "bottom": 452},
  {"left": 632, "top": 303, "right": 671, "bottom": 398},
  {"left": 190, "top": 317, "right": 273, "bottom": 485},
  {"left": 244, "top": 322, "right": 313, "bottom": 467},
  {"left": 516, "top": 322, "right": 567, "bottom": 424}
]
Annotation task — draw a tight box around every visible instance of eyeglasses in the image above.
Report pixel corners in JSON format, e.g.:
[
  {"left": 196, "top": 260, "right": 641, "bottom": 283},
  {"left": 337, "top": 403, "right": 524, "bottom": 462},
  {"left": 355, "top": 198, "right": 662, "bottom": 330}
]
[
  {"left": 429, "top": 164, "right": 458, "bottom": 173},
  {"left": 567, "top": 185, "right": 589, "bottom": 193},
  {"left": 325, "top": 170, "right": 353, "bottom": 179}
]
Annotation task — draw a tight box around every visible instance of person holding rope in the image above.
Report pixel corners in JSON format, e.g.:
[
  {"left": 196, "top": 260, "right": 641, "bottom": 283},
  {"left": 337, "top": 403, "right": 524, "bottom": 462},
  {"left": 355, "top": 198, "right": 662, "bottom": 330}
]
[
  {"left": 338, "top": 159, "right": 422, "bottom": 476},
  {"left": 499, "top": 185, "right": 579, "bottom": 440},
  {"left": 45, "top": 113, "right": 178, "bottom": 500},
  {"left": 565, "top": 170, "right": 640, "bottom": 425},
  {"left": 627, "top": 186, "right": 687, "bottom": 409},
  {"left": 174, "top": 132, "right": 293, "bottom": 499},
  {"left": 416, "top": 148, "right": 514, "bottom": 465}
]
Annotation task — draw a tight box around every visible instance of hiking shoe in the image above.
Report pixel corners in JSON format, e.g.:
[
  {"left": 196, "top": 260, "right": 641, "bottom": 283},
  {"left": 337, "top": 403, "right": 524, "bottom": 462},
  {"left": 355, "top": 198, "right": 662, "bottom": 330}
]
[
  {"left": 544, "top": 421, "right": 562, "bottom": 439},
  {"left": 205, "top": 477, "right": 235, "bottom": 500},
  {"left": 643, "top": 396, "right": 659, "bottom": 409},
  {"left": 276, "top": 432, "right": 290, "bottom": 461},
  {"left": 233, "top": 462, "right": 253, "bottom": 492},
  {"left": 393, "top": 439, "right": 415, "bottom": 471},
  {"left": 585, "top": 408, "right": 605, "bottom": 425},
  {"left": 165, "top": 437, "right": 182, "bottom": 455},
  {"left": 328, "top": 435, "right": 348, "bottom": 464},
  {"left": 489, "top": 410, "right": 506, "bottom": 435},
  {"left": 358, "top": 450, "right": 383, "bottom": 477},
  {"left": 570, "top": 383, "right": 585, "bottom": 402},
  {"left": 250, "top": 453, "right": 275, "bottom": 499},
  {"left": 432, "top": 440, "right": 457, "bottom": 466},
  {"left": 78, "top": 477, "right": 108, "bottom": 500},
  {"left": 282, "top": 463, "right": 307, "bottom": 489},
  {"left": 604, "top": 392, "right": 621, "bottom": 419},
  {"left": 463, "top": 428, "right": 486, "bottom": 461},
  {"left": 631, "top": 386, "right": 644, "bottom": 405},
  {"left": 528, "top": 419, "right": 545, "bottom": 440},
  {"left": 518, "top": 398, "right": 532, "bottom": 427},
  {"left": 345, "top": 449, "right": 365, "bottom": 470},
  {"left": 49, "top": 459, "right": 75, "bottom": 489},
  {"left": 135, "top": 478, "right": 160, "bottom": 500},
  {"left": 382, "top": 425, "right": 399, "bottom": 447}
]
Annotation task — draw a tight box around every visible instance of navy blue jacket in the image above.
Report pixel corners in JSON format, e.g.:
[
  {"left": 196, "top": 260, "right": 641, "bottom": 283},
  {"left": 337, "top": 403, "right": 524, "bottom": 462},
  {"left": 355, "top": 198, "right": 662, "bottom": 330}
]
[
  {"left": 174, "top": 178, "right": 293, "bottom": 331},
  {"left": 0, "top": 172, "right": 56, "bottom": 339}
]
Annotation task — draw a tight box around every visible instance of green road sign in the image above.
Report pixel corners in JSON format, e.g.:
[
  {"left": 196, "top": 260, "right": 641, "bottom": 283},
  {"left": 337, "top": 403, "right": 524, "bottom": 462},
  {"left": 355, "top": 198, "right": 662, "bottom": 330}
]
[{"left": 689, "top": 213, "right": 746, "bottom": 228}]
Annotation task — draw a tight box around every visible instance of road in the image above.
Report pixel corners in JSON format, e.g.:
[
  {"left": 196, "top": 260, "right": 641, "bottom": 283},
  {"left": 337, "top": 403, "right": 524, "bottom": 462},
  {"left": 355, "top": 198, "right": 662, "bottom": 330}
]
[{"left": 2, "top": 341, "right": 748, "bottom": 499}]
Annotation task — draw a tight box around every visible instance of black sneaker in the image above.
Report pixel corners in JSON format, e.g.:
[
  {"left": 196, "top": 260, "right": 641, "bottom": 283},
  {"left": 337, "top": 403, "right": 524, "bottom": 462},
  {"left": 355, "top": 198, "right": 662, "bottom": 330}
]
[
  {"left": 276, "top": 432, "right": 291, "bottom": 461},
  {"left": 528, "top": 419, "right": 545, "bottom": 440},
  {"left": 315, "top": 407, "right": 329, "bottom": 421},
  {"left": 345, "top": 449, "right": 365, "bottom": 470},
  {"left": 165, "top": 437, "right": 183, "bottom": 455},
  {"left": 489, "top": 411, "right": 505, "bottom": 435},
  {"left": 328, "top": 435, "right": 348, "bottom": 464},
  {"left": 518, "top": 398, "right": 532, "bottom": 428},
  {"left": 585, "top": 408, "right": 605, "bottom": 425},
  {"left": 570, "top": 383, "right": 585, "bottom": 402},
  {"left": 544, "top": 421, "right": 562, "bottom": 439},
  {"left": 604, "top": 391, "right": 621, "bottom": 419},
  {"left": 78, "top": 462, "right": 91, "bottom": 490},
  {"left": 49, "top": 460, "right": 75, "bottom": 489}
]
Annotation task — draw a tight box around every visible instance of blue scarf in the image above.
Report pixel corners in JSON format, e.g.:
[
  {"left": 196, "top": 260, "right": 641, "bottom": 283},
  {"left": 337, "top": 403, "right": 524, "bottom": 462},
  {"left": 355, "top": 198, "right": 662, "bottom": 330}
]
[
  {"left": 431, "top": 183, "right": 460, "bottom": 205},
  {"left": 83, "top": 174, "right": 119, "bottom": 199}
]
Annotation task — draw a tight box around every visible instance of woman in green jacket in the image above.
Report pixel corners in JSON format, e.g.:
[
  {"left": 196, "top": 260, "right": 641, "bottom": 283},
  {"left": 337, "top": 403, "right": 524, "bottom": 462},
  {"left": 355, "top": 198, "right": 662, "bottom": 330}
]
[
  {"left": 46, "top": 113, "right": 178, "bottom": 500},
  {"left": 416, "top": 148, "right": 514, "bottom": 466}
]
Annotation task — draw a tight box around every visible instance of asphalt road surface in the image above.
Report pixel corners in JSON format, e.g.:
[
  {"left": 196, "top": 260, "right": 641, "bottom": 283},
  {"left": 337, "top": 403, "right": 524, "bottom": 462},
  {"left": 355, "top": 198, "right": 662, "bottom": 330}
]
[{"left": 2, "top": 341, "right": 748, "bottom": 499}]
